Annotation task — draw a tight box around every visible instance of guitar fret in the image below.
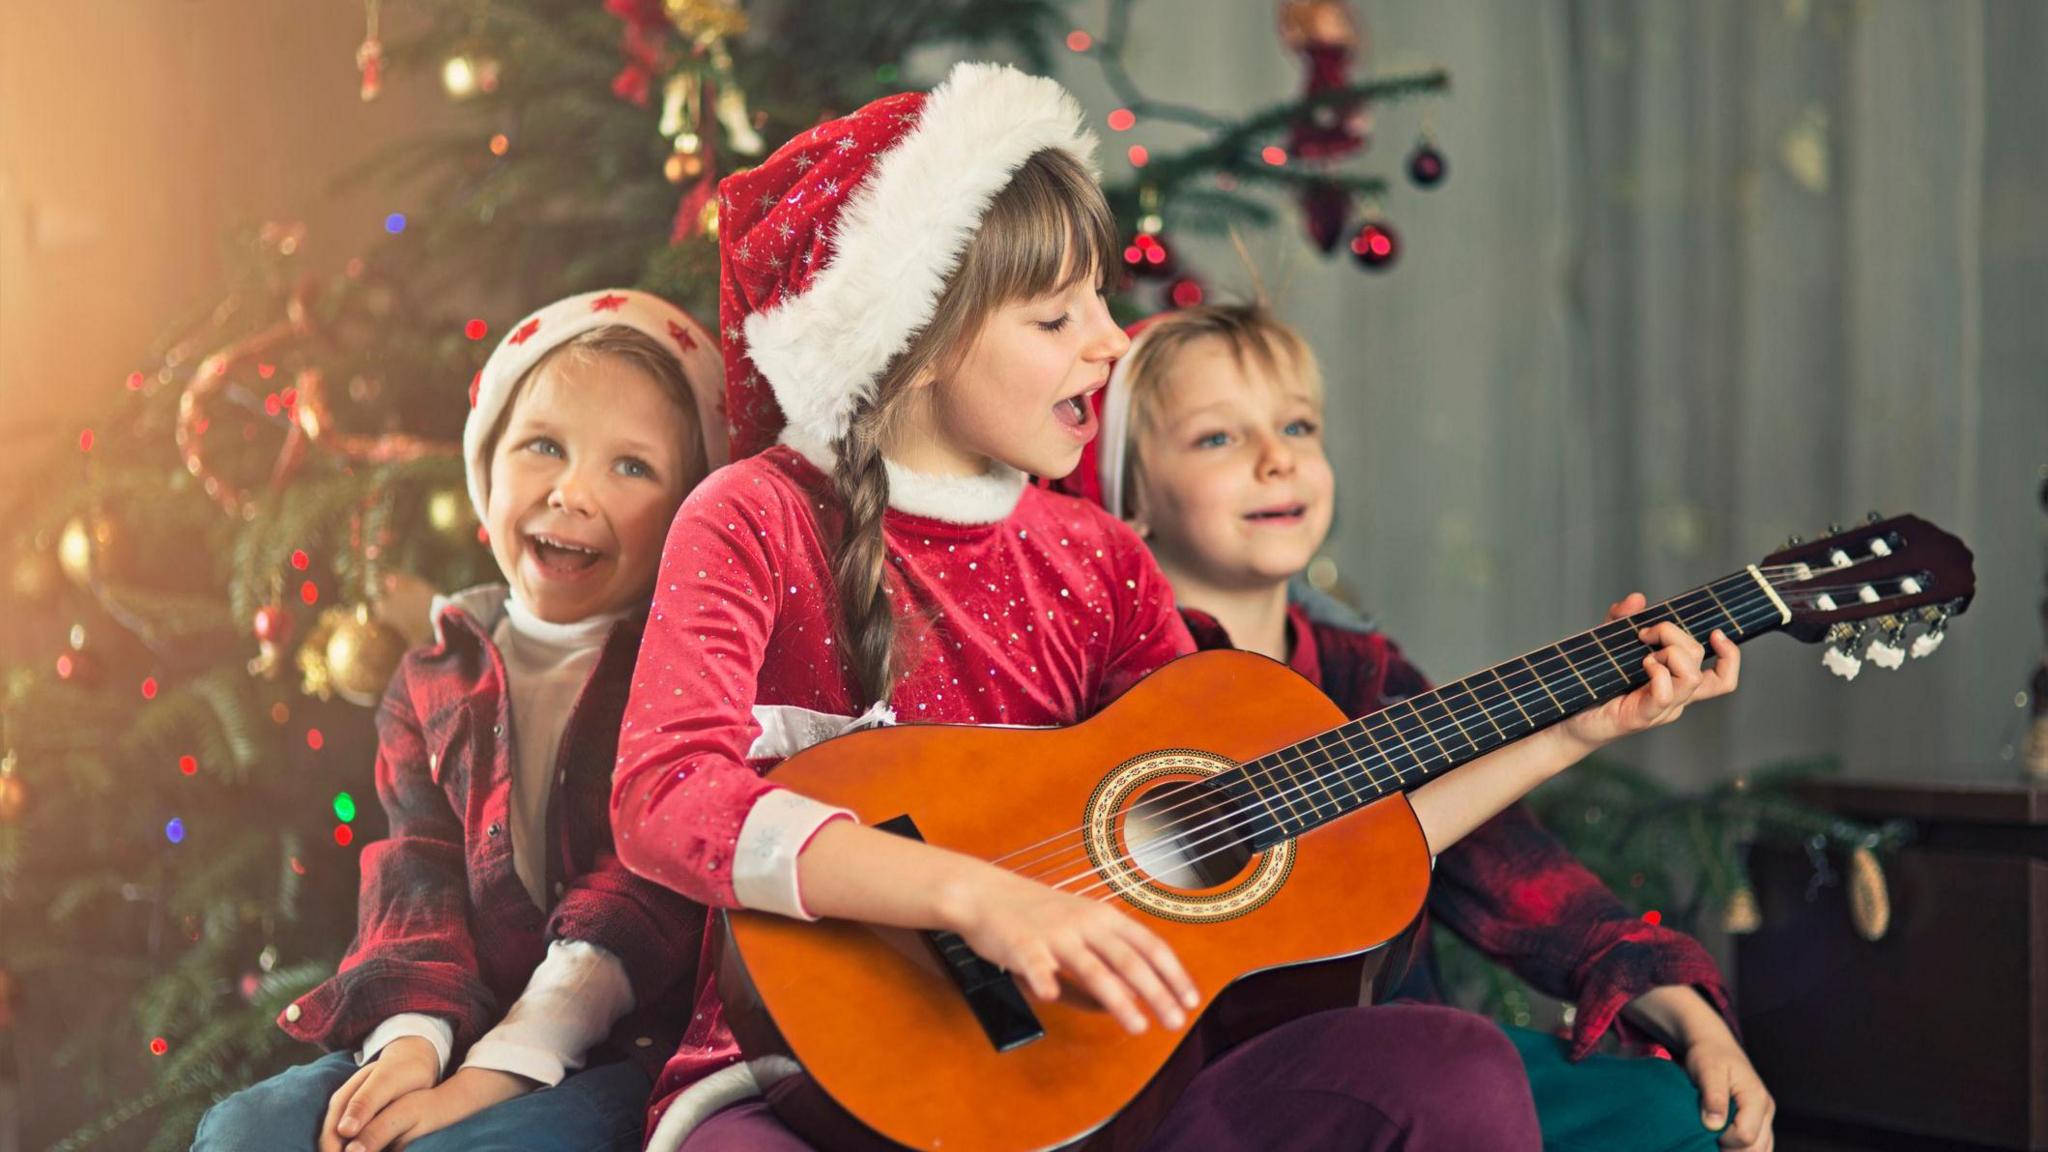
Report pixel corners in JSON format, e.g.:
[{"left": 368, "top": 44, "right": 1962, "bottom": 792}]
[
  {"left": 1701, "top": 582, "right": 1743, "bottom": 637},
  {"left": 1319, "top": 732, "right": 1365, "bottom": 805},
  {"left": 1557, "top": 641, "right": 1600, "bottom": 697},
  {"left": 1424, "top": 689, "right": 1480, "bottom": 758},
  {"left": 1488, "top": 666, "right": 1536, "bottom": 730},
  {"left": 1587, "top": 627, "right": 1632, "bottom": 681},
  {"left": 1247, "top": 757, "right": 1296, "bottom": 832},
  {"left": 1411, "top": 696, "right": 1459, "bottom": 761},
  {"left": 1386, "top": 705, "right": 1440, "bottom": 780},
  {"left": 1455, "top": 680, "right": 1507, "bottom": 743},
  {"left": 1345, "top": 720, "right": 1396, "bottom": 790},
  {"left": 1510, "top": 657, "right": 1566, "bottom": 717},
  {"left": 1294, "top": 733, "right": 1343, "bottom": 815}
]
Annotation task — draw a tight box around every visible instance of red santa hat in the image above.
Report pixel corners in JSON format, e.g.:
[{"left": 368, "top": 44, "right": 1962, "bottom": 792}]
[
  {"left": 463, "top": 288, "right": 725, "bottom": 523},
  {"left": 717, "top": 61, "right": 1098, "bottom": 460}
]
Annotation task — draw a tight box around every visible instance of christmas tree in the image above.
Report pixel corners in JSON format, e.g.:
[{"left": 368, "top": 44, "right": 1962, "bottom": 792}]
[{"left": 0, "top": 3, "right": 1465, "bottom": 1147}]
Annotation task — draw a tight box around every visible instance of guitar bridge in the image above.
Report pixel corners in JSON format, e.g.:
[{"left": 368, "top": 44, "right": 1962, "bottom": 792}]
[{"left": 877, "top": 814, "right": 1046, "bottom": 1052}]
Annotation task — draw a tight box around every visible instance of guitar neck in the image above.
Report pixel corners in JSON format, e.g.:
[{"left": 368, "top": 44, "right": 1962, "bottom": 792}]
[{"left": 1232, "top": 568, "right": 1789, "bottom": 849}]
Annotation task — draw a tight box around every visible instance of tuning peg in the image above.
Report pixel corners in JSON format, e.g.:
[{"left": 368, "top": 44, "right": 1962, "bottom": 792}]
[
  {"left": 1909, "top": 608, "right": 1949, "bottom": 659},
  {"left": 1827, "top": 522, "right": 1845, "bottom": 537},
  {"left": 1786, "top": 534, "right": 1805, "bottom": 548},
  {"left": 1867, "top": 510, "right": 1885, "bottom": 524},
  {"left": 1867, "top": 616, "right": 1906, "bottom": 670},
  {"left": 1823, "top": 622, "right": 1865, "bottom": 680}
]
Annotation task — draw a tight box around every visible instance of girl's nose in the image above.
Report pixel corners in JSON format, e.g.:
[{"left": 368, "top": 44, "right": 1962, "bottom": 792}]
[{"left": 1081, "top": 292, "right": 1130, "bottom": 362}]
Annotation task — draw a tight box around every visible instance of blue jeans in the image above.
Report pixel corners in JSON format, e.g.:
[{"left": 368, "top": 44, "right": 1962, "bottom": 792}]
[{"left": 193, "top": 1050, "right": 650, "bottom": 1152}]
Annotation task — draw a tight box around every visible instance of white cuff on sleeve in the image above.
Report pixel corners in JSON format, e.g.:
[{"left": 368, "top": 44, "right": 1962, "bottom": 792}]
[
  {"left": 460, "top": 939, "right": 634, "bottom": 1088},
  {"left": 358, "top": 1014, "right": 454, "bottom": 1078},
  {"left": 732, "top": 789, "right": 855, "bottom": 920}
]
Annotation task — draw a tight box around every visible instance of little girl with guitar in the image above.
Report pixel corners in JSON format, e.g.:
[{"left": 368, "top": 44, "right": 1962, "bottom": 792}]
[
  {"left": 1062, "top": 301, "right": 1772, "bottom": 1152},
  {"left": 610, "top": 64, "right": 1738, "bottom": 1152}
]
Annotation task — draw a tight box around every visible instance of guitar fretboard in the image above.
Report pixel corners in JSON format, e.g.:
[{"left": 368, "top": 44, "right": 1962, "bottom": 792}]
[{"left": 1229, "top": 570, "right": 1785, "bottom": 849}]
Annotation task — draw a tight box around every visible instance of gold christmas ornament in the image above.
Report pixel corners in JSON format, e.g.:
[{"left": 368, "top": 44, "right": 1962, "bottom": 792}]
[
  {"left": 11, "top": 548, "right": 61, "bottom": 603},
  {"left": 1721, "top": 886, "right": 1762, "bottom": 935},
  {"left": 425, "top": 487, "right": 473, "bottom": 539},
  {"left": 58, "top": 512, "right": 122, "bottom": 588},
  {"left": 323, "top": 604, "right": 408, "bottom": 706},
  {"left": 664, "top": 0, "right": 747, "bottom": 43},
  {"left": 0, "top": 751, "right": 25, "bottom": 823},
  {"left": 1847, "top": 845, "right": 1891, "bottom": 942},
  {"left": 699, "top": 196, "right": 721, "bottom": 239}
]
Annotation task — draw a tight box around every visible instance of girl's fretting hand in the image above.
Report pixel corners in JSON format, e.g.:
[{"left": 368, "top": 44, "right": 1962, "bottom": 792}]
[{"left": 940, "top": 862, "right": 1199, "bottom": 1035}]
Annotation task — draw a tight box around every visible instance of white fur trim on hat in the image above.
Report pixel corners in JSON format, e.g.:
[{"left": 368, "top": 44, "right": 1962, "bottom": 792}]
[
  {"left": 743, "top": 62, "right": 1098, "bottom": 447},
  {"left": 463, "top": 289, "right": 727, "bottom": 523}
]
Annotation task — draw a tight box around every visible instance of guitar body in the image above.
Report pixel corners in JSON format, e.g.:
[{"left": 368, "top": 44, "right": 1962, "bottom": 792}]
[{"left": 720, "top": 650, "right": 1435, "bottom": 1152}]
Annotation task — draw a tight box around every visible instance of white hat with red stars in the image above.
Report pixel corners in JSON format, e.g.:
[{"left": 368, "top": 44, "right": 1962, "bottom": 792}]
[
  {"left": 718, "top": 61, "right": 1098, "bottom": 460},
  {"left": 463, "top": 288, "right": 725, "bottom": 522}
]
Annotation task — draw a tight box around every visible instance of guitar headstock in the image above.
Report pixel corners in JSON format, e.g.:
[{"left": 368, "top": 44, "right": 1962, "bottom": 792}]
[{"left": 1758, "top": 513, "right": 1976, "bottom": 680}]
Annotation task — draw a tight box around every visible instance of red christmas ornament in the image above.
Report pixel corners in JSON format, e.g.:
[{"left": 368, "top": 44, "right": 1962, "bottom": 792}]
[
  {"left": 1279, "top": 1, "right": 1371, "bottom": 163},
  {"left": 1122, "top": 231, "right": 1175, "bottom": 280},
  {"left": 1301, "top": 181, "right": 1351, "bottom": 254},
  {"left": 1167, "top": 276, "right": 1207, "bottom": 309},
  {"left": 1350, "top": 220, "right": 1399, "bottom": 270},
  {"left": 1407, "top": 139, "right": 1448, "bottom": 187},
  {"left": 253, "top": 604, "right": 294, "bottom": 646}
]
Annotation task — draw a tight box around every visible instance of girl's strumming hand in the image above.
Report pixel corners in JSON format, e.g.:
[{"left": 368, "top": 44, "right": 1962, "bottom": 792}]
[{"left": 939, "top": 861, "right": 1199, "bottom": 1036}]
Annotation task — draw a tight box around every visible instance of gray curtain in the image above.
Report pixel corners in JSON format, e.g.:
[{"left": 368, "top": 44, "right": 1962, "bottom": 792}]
[{"left": 1055, "top": 0, "right": 2048, "bottom": 789}]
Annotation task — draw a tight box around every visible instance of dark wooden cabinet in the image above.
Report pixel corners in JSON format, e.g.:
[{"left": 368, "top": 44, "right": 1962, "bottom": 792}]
[{"left": 1737, "top": 776, "right": 2048, "bottom": 1151}]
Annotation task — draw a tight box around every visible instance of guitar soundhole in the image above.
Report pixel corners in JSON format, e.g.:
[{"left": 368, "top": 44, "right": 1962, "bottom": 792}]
[{"left": 1122, "top": 778, "right": 1254, "bottom": 890}]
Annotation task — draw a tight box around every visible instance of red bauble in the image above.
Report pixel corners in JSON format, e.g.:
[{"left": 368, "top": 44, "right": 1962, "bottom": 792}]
[
  {"left": 1350, "top": 221, "right": 1399, "bottom": 270},
  {"left": 253, "top": 605, "right": 294, "bottom": 647},
  {"left": 1408, "top": 140, "right": 1448, "bottom": 188},
  {"left": 1167, "top": 276, "right": 1207, "bottom": 309},
  {"left": 1121, "top": 232, "right": 1175, "bottom": 280},
  {"left": 1301, "top": 181, "right": 1351, "bottom": 254}
]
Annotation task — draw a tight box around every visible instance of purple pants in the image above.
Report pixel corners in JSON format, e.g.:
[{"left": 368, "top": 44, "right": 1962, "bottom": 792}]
[{"left": 680, "top": 1004, "right": 1541, "bottom": 1151}]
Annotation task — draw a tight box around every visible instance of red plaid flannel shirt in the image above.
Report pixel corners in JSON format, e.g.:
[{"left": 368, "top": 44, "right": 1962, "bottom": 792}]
[
  {"left": 279, "top": 599, "right": 705, "bottom": 1078},
  {"left": 1182, "top": 604, "right": 1734, "bottom": 1060}
]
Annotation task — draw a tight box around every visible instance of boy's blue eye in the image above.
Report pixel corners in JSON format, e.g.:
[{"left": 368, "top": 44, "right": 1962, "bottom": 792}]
[
  {"left": 617, "top": 457, "right": 655, "bottom": 479},
  {"left": 525, "top": 436, "right": 562, "bottom": 457},
  {"left": 1284, "top": 419, "right": 1319, "bottom": 437},
  {"left": 1194, "top": 431, "right": 1230, "bottom": 449}
]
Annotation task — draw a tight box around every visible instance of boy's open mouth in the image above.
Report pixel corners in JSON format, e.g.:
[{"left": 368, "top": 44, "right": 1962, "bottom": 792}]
[{"left": 528, "top": 532, "right": 604, "bottom": 574}]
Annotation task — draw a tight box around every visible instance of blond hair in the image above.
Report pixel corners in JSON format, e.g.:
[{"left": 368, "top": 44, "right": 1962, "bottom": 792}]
[
  {"left": 831, "top": 148, "right": 1119, "bottom": 706},
  {"left": 1116, "top": 302, "right": 1323, "bottom": 508},
  {"left": 480, "top": 325, "right": 705, "bottom": 487}
]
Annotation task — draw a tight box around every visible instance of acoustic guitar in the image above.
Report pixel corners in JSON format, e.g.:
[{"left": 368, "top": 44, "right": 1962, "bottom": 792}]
[{"left": 718, "top": 514, "right": 1975, "bottom": 1151}]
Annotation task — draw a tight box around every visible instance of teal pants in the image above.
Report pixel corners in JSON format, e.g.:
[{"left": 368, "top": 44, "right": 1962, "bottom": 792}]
[{"left": 1505, "top": 1025, "right": 1726, "bottom": 1152}]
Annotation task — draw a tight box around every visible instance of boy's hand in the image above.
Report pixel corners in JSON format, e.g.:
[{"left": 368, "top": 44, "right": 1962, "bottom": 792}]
[
  {"left": 1684, "top": 1031, "right": 1776, "bottom": 1151},
  {"left": 1560, "top": 592, "right": 1740, "bottom": 751},
  {"left": 320, "top": 1036, "right": 439, "bottom": 1152},
  {"left": 333, "top": 1066, "right": 535, "bottom": 1152}
]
